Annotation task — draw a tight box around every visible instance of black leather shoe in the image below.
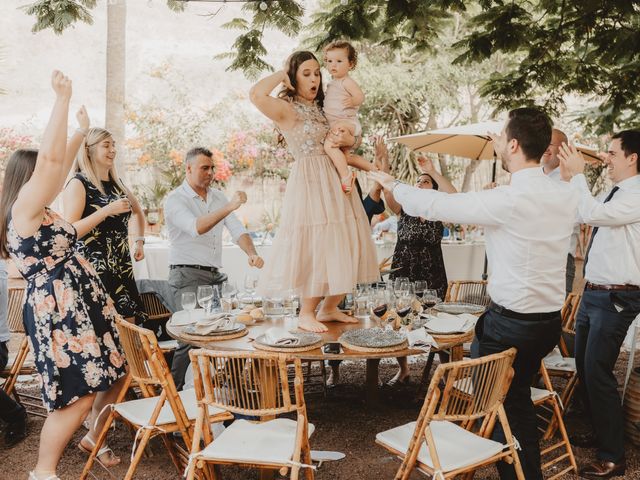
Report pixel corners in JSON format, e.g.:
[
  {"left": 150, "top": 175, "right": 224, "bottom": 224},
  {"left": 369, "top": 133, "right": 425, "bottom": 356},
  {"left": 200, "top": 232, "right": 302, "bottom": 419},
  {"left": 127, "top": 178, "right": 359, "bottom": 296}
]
[
  {"left": 579, "top": 459, "right": 626, "bottom": 479},
  {"left": 571, "top": 431, "right": 597, "bottom": 448},
  {"left": 4, "top": 410, "right": 27, "bottom": 449}
]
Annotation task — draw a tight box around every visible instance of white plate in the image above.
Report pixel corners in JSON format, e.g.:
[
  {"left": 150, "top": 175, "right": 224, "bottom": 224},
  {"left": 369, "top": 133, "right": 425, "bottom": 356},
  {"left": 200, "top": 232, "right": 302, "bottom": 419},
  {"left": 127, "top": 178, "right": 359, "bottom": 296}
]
[{"left": 170, "top": 309, "right": 205, "bottom": 326}]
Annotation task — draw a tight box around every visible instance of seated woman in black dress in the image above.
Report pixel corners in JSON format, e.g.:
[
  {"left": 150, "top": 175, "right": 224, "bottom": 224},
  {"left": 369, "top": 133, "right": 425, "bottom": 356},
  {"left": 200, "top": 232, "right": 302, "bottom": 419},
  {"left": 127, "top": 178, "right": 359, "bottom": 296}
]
[
  {"left": 63, "top": 128, "right": 147, "bottom": 324},
  {"left": 384, "top": 156, "right": 457, "bottom": 385}
]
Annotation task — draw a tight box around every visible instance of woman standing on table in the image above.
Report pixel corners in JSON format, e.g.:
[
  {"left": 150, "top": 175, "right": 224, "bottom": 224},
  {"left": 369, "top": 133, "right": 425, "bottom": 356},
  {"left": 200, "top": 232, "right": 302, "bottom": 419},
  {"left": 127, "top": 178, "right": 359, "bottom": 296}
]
[
  {"left": 383, "top": 153, "right": 456, "bottom": 386},
  {"left": 63, "top": 127, "right": 147, "bottom": 324},
  {"left": 250, "top": 51, "right": 379, "bottom": 332},
  {"left": 0, "top": 71, "right": 127, "bottom": 480}
]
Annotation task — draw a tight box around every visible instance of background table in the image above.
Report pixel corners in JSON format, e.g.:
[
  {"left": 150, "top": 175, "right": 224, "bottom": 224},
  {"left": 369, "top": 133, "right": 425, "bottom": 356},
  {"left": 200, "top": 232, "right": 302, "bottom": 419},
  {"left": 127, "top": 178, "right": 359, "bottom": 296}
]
[{"left": 134, "top": 239, "right": 487, "bottom": 284}]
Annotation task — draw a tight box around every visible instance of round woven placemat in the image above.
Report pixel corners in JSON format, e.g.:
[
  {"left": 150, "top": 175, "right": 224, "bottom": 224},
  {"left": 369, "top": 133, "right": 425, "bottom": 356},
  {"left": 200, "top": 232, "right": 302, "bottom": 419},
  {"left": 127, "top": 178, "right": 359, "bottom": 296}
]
[
  {"left": 179, "top": 327, "right": 248, "bottom": 343},
  {"left": 340, "top": 339, "right": 409, "bottom": 353},
  {"left": 252, "top": 339, "right": 323, "bottom": 353}
]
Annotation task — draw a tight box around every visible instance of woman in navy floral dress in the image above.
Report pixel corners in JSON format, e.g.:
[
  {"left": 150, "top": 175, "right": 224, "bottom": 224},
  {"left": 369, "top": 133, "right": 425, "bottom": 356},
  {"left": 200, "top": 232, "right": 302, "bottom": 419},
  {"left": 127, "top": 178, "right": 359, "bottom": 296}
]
[{"left": 0, "top": 72, "right": 126, "bottom": 480}]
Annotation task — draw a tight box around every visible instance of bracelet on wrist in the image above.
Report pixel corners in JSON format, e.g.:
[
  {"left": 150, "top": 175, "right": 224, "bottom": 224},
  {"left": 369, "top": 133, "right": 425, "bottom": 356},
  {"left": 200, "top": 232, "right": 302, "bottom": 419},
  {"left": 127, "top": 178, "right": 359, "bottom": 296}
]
[{"left": 134, "top": 236, "right": 145, "bottom": 245}]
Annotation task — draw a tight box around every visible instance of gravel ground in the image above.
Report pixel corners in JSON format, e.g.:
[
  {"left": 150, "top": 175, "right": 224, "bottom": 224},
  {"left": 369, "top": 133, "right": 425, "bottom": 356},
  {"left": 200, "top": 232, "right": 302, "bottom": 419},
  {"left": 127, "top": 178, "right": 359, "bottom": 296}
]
[{"left": 1, "top": 354, "right": 639, "bottom": 480}]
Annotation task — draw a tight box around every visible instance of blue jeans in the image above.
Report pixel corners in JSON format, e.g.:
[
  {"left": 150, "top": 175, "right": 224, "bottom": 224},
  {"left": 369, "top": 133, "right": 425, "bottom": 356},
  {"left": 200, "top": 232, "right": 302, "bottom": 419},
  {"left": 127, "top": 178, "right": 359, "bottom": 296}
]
[{"left": 574, "top": 289, "right": 640, "bottom": 463}]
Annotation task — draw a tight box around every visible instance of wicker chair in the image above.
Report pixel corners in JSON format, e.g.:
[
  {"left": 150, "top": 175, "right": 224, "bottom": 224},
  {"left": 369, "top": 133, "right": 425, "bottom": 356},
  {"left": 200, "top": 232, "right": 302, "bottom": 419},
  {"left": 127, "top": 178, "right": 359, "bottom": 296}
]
[
  {"left": 531, "top": 362, "right": 578, "bottom": 479},
  {"left": 376, "top": 348, "right": 523, "bottom": 480},
  {"left": 186, "top": 349, "right": 315, "bottom": 480},
  {"left": 0, "top": 286, "right": 46, "bottom": 417},
  {"left": 80, "top": 319, "right": 232, "bottom": 480},
  {"left": 139, "top": 292, "right": 178, "bottom": 352},
  {"left": 444, "top": 280, "right": 490, "bottom": 306}
]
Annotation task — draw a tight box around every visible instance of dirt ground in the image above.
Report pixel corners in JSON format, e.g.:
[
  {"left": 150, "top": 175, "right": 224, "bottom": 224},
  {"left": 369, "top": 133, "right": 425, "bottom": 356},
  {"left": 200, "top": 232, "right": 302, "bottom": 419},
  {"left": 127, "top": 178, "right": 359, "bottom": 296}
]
[{"left": 1, "top": 353, "right": 639, "bottom": 480}]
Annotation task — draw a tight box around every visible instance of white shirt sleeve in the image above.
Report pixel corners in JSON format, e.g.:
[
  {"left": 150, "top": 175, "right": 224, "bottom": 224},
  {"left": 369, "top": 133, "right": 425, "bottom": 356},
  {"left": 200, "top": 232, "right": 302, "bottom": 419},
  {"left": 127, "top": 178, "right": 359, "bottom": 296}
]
[
  {"left": 570, "top": 174, "right": 640, "bottom": 226},
  {"left": 393, "top": 184, "right": 514, "bottom": 226},
  {"left": 164, "top": 194, "right": 199, "bottom": 238}
]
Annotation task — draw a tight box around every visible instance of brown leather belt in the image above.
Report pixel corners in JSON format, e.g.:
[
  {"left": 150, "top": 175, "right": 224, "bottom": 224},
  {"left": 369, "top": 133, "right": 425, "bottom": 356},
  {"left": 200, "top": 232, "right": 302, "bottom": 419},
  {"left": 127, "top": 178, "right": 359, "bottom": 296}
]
[{"left": 585, "top": 282, "right": 640, "bottom": 291}]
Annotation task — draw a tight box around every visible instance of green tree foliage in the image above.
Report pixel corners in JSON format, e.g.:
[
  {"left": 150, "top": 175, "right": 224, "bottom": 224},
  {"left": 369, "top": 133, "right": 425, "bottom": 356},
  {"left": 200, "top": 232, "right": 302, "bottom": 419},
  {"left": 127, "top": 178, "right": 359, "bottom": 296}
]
[{"left": 23, "top": 0, "right": 640, "bottom": 133}]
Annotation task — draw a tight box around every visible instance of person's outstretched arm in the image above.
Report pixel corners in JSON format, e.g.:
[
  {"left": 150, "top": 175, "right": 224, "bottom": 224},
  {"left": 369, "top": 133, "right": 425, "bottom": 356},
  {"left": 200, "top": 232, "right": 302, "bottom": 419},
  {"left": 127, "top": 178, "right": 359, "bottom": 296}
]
[
  {"left": 417, "top": 156, "right": 457, "bottom": 193},
  {"left": 12, "top": 71, "right": 72, "bottom": 236}
]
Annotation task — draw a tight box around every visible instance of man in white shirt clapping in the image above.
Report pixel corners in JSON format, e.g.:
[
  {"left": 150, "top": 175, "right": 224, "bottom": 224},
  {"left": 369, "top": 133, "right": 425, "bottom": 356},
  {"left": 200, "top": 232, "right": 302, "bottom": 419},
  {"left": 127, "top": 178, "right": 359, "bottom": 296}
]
[
  {"left": 164, "top": 147, "right": 264, "bottom": 389},
  {"left": 559, "top": 130, "right": 640, "bottom": 479},
  {"left": 370, "top": 108, "right": 579, "bottom": 480}
]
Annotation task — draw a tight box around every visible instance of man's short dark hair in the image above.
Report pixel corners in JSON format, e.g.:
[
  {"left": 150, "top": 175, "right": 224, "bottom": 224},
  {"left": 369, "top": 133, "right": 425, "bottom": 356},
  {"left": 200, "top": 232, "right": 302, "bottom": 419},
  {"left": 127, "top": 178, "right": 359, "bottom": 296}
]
[
  {"left": 612, "top": 130, "right": 640, "bottom": 172},
  {"left": 185, "top": 147, "right": 213, "bottom": 165},
  {"left": 506, "top": 107, "right": 553, "bottom": 162}
]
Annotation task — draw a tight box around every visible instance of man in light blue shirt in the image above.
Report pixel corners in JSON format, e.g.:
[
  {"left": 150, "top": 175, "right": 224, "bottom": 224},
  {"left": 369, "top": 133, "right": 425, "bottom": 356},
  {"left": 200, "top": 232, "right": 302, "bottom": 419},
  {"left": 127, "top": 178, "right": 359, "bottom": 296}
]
[{"left": 164, "top": 147, "right": 264, "bottom": 389}]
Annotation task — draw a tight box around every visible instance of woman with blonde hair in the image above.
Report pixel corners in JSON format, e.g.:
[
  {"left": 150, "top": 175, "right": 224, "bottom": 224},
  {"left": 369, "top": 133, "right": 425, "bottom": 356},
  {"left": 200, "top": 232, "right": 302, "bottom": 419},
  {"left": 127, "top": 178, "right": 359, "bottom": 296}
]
[
  {"left": 0, "top": 71, "right": 127, "bottom": 480},
  {"left": 63, "top": 127, "right": 147, "bottom": 323}
]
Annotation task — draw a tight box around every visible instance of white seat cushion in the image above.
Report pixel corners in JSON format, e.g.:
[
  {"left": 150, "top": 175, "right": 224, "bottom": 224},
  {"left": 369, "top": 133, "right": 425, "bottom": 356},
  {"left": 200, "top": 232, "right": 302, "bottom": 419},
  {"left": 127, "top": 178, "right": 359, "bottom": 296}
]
[
  {"left": 376, "top": 420, "right": 506, "bottom": 472},
  {"left": 158, "top": 340, "right": 179, "bottom": 351},
  {"left": 195, "top": 418, "right": 315, "bottom": 465},
  {"left": 530, "top": 387, "right": 553, "bottom": 403},
  {"left": 114, "top": 388, "right": 226, "bottom": 426},
  {"left": 543, "top": 356, "right": 576, "bottom": 372}
]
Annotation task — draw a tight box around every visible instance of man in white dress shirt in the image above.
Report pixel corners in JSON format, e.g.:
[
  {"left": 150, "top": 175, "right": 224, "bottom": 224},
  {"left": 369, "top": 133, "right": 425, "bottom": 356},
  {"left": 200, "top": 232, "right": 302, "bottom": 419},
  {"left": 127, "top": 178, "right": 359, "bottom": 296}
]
[
  {"left": 164, "top": 147, "right": 264, "bottom": 389},
  {"left": 371, "top": 107, "right": 579, "bottom": 480},
  {"left": 558, "top": 130, "right": 640, "bottom": 479},
  {"left": 541, "top": 128, "right": 580, "bottom": 295}
]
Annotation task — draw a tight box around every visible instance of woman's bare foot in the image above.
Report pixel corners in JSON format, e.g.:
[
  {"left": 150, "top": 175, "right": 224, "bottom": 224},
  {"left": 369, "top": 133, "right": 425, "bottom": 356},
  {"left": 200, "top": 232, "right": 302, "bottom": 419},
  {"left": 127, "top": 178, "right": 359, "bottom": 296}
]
[
  {"left": 298, "top": 312, "right": 328, "bottom": 333},
  {"left": 317, "top": 309, "right": 358, "bottom": 324},
  {"left": 385, "top": 369, "right": 411, "bottom": 387}
]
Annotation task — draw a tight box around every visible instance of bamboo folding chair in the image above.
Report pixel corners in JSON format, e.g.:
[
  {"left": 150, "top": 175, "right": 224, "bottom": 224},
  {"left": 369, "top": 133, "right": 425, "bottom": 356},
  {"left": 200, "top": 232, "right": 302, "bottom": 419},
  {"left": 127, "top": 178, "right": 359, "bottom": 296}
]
[
  {"left": 186, "top": 349, "right": 315, "bottom": 480},
  {"left": 80, "top": 318, "right": 232, "bottom": 480},
  {"left": 542, "top": 293, "right": 582, "bottom": 423},
  {"left": 376, "top": 348, "right": 523, "bottom": 480},
  {"left": 139, "top": 292, "right": 178, "bottom": 352},
  {"left": 0, "top": 286, "right": 47, "bottom": 417},
  {"left": 444, "top": 280, "right": 490, "bottom": 306},
  {"left": 531, "top": 362, "right": 578, "bottom": 479},
  {"left": 417, "top": 280, "right": 489, "bottom": 398}
]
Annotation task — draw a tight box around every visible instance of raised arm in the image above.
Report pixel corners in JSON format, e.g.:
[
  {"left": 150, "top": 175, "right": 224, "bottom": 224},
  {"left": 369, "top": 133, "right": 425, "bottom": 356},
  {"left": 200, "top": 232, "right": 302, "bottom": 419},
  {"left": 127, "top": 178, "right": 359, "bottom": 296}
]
[
  {"left": 417, "top": 156, "right": 457, "bottom": 193},
  {"left": 342, "top": 76, "right": 364, "bottom": 108},
  {"left": 249, "top": 71, "right": 296, "bottom": 128},
  {"left": 58, "top": 106, "right": 90, "bottom": 193},
  {"left": 12, "top": 71, "right": 71, "bottom": 236}
]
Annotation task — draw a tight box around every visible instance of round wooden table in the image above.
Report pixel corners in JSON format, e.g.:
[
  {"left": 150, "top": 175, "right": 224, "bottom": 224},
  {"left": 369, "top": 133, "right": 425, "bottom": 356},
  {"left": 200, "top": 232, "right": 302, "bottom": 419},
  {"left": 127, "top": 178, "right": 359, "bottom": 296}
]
[{"left": 167, "top": 311, "right": 474, "bottom": 405}]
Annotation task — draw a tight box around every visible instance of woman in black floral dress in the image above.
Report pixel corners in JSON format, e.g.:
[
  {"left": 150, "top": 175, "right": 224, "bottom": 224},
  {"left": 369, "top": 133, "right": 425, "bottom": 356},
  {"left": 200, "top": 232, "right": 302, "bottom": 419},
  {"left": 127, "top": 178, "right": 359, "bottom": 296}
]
[
  {"left": 63, "top": 127, "right": 147, "bottom": 324},
  {"left": 0, "top": 72, "right": 126, "bottom": 480},
  {"left": 384, "top": 157, "right": 457, "bottom": 385}
]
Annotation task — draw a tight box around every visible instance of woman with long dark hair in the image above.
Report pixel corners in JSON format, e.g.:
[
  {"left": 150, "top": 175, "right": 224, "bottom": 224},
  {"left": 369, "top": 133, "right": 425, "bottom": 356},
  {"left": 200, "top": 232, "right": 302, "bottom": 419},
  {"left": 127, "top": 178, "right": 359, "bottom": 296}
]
[
  {"left": 250, "top": 51, "right": 379, "bottom": 332},
  {"left": 0, "top": 72, "right": 126, "bottom": 479}
]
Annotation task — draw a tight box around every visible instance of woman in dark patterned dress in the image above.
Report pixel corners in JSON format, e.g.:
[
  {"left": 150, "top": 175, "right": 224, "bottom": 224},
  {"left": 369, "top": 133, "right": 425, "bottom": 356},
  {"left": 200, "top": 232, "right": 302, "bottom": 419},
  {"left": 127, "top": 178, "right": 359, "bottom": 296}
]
[
  {"left": 384, "top": 156, "right": 457, "bottom": 385},
  {"left": 0, "top": 72, "right": 126, "bottom": 480},
  {"left": 63, "top": 128, "right": 147, "bottom": 324}
]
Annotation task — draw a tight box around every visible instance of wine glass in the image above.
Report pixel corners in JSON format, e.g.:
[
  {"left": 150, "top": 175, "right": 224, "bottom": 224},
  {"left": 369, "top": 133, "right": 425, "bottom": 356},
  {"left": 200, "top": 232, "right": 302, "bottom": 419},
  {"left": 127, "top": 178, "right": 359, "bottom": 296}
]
[
  {"left": 196, "top": 285, "right": 214, "bottom": 314},
  {"left": 221, "top": 281, "right": 237, "bottom": 312},
  {"left": 421, "top": 289, "right": 441, "bottom": 316},
  {"left": 413, "top": 281, "right": 427, "bottom": 300},
  {"left": 181, "top": 291, "right": 197, "bottom": 321},
  {"left": 395, "top": 293, "right": 413, "bottom": 327},
  {"left": 393, "top": 276, "right": 409, "bottom": 294},
  {"left": 370, "top": 289, "right": 389, "bottom": 327},
  {"left": 244, "top": 273, "right": 259, "bottom": 301}
]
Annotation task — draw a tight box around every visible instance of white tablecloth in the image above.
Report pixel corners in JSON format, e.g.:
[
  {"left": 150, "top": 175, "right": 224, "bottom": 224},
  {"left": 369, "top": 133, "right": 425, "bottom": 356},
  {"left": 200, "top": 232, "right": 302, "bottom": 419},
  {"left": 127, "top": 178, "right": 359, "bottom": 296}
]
[{"left": 133, "top": 239, "right": 486, "bottom": 285}]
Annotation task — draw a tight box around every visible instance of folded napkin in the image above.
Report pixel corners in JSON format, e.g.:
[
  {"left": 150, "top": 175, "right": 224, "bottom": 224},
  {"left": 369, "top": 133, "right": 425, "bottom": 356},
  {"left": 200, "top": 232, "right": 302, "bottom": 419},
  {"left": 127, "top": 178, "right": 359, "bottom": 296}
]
[
  {"left": 406, "top": 328, "right": 437, "bottom": 352},
  {"left": 420, "top": 312, "right": 477, "bottom": 333},
  {"left": 264, "top": 327, "right": 300, "bottom": 346},
  {"left": 194, "top": 314, "right": 234, "bottom": 334}
]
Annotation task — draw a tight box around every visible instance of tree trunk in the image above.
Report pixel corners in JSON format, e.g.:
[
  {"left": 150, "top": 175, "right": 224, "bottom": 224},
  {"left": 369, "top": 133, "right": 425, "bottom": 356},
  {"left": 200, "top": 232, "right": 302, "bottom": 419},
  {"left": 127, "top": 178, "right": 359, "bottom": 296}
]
[{"left": 106, "top": 0, "right": 127, "bottom": 180}]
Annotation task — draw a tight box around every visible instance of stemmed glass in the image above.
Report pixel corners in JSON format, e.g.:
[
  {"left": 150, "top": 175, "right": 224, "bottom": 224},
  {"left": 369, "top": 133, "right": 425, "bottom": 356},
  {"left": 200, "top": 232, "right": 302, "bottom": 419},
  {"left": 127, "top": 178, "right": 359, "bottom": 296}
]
[
  {"left": 221, "top": 281, "right": 237, "bottom": 312},
  {"left": 244, "top": 273, "right": 259, "bottom": 302},
  {"left": 395, "top": 293, "right": 413, "bottom": 327},
  {"left": 393, "top": 277, "right": 409, "bottom": 297},
  {"left": 413, "top": 281, "right": 427, "bottom": 300},
  {"left": 370, "top": 289, "right": 390, "bottom": 328},
  {"left": 181, "top": 292, "right": 197, "bottom": 321},
  {"left": 196, "top": 285, "right": 214, "bottom": 315},
  {"left": 421, "top": 289, "right": 441, "bottom": 316}
]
